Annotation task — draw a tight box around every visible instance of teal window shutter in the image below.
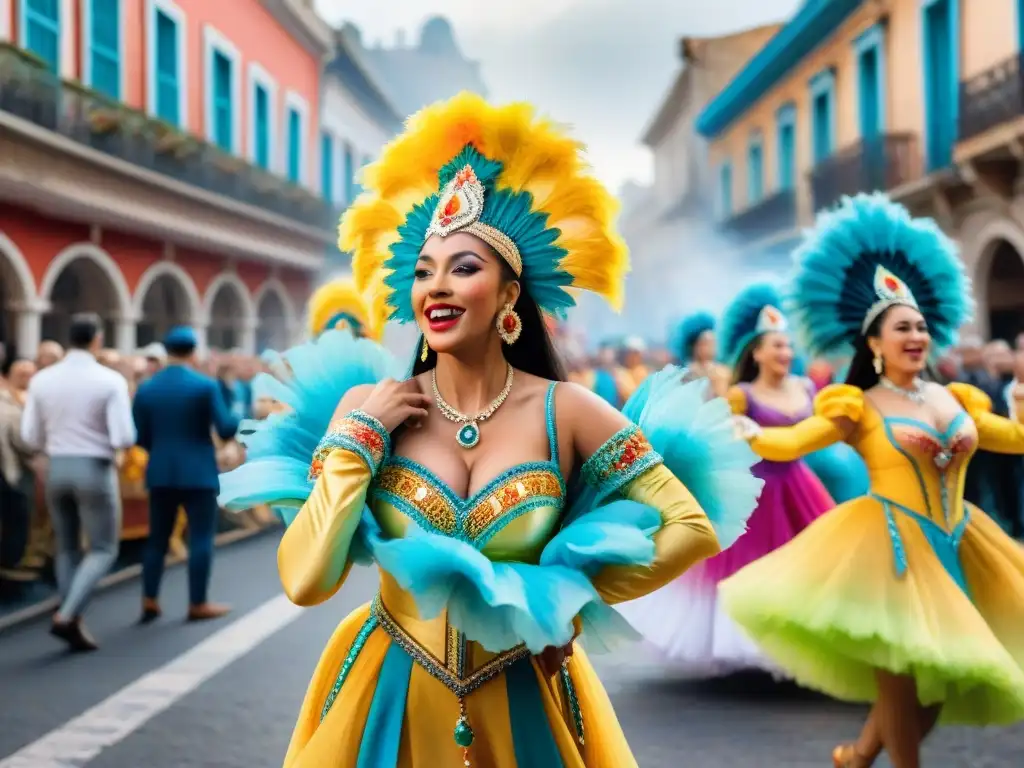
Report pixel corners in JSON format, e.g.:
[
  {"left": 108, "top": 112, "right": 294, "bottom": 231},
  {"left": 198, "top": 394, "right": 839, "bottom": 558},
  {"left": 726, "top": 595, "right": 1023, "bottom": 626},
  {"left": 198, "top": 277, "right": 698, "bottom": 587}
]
[
  {"left": 253, "top": 84, "right": 270, "bottom": 169},
  {"left": 321, "top": 132, "right": 334, "bottom": 202},
  {"left": 287, "top": 108, "right": 301, "bottom": 183},
  {"left": 212, "top": 50, "right": 233, "bottom": 151},
  {"left": 89, "top": 0, "right": 120, "bottom": 99},
  {"left": 155, "top": 10, "right": 180, "bottom": 125},
  {"left": 25, "top": 0, "right": 60, "bottom": 73}
]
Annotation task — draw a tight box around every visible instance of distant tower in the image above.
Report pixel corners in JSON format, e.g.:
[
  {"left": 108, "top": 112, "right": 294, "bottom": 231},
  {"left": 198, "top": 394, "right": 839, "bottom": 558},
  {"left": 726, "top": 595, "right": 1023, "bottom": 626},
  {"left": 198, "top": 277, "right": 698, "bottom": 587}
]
[{"left": 419, "top": 16, "right": 459, "bottom": 57}]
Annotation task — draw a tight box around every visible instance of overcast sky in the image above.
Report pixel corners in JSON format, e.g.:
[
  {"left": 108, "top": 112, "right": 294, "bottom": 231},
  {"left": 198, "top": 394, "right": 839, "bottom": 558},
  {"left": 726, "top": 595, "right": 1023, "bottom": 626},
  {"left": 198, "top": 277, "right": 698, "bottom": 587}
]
[{"left": 314, "top": 0, "right": 801, "bottom": 190}]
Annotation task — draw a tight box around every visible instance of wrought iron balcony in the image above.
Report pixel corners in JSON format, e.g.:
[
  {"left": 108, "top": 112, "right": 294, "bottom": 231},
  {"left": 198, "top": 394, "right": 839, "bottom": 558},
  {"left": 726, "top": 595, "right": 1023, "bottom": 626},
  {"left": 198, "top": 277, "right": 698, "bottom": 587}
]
[
  {"left": 809, "top": 133, "right": 921, "bottom": 212},
  {"left": 0, "top": 44, "right": 335, "bottom": 231},
  {"left": 959, "top": 52, "right": 1024, "bottom": 142},
  {"left": 720, "top": 189, "right": 796, "bottom": 242}
]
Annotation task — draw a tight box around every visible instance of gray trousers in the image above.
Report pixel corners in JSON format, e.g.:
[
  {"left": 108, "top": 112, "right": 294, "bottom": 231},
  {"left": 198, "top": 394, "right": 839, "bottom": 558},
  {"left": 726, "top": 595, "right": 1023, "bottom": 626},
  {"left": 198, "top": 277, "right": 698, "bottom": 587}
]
[{"left": 45, "top": 457, "right": 121, "bottom": 620}]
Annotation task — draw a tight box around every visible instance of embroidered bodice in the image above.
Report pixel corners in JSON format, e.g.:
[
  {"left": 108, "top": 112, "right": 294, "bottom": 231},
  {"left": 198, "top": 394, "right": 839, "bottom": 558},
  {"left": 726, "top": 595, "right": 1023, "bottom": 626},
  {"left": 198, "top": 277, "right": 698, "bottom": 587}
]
[{"left": 371, "top": 383, "right": 566, "bottom": 563}]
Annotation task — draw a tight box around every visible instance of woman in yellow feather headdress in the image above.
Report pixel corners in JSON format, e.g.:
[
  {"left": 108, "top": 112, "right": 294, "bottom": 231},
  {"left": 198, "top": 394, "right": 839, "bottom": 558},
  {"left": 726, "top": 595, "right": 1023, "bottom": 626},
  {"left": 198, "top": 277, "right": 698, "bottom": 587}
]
[
  {"left": 224, "top": 93, "right": 762, "bottom": 768},
  {"left": 306, "top": 274, "right": 388, "bottom": 341}
]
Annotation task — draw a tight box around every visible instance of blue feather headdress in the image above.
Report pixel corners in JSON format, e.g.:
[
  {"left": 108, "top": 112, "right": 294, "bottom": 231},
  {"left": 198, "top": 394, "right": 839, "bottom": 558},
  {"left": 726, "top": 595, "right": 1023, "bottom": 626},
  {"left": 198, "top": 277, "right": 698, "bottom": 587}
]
[
  {"left": 788, "top": 193, "right": 972, "bottom": 356},
  {"left": 671, "top": 311, "right": 716, "bottom": 363},
  {"left": 718, "top": 282, "right": 790, "bottom": 366}
]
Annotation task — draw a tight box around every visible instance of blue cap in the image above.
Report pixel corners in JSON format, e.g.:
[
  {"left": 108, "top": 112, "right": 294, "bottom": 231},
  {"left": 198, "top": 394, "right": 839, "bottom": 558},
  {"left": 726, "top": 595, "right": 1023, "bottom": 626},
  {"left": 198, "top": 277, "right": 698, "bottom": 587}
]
[{"left": 164, "top": 325, "right": 198, "bottom": 348}]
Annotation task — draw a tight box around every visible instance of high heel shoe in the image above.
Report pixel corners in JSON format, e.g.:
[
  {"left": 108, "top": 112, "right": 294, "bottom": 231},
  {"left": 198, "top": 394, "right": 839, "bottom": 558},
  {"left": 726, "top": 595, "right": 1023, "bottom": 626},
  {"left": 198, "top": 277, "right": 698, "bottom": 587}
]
[{"left": 832, "top": 744, "right": 870, "bottom": 768}]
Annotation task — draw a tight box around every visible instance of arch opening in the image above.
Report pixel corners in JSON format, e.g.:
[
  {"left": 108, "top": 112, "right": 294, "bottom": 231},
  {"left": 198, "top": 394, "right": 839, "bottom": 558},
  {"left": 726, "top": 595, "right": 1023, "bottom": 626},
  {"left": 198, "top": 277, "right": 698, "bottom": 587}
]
[
  {"left": 137, "top": 274, "right": 193, "bottom": 348},
  {"left": 985, "top": 238, "right": 1024, "bottom": 343},
  {"left": 0, "top": 248, "right": 29, "bottom": 354},
  {"left": 41, "top": 258, "right": 119, "bottom": 347},
  {"left": 256, "top": 289, "right": 291, "bottom": 352},
  {"left": 207, "top": 283, "right": 246, "bottom": 351}
]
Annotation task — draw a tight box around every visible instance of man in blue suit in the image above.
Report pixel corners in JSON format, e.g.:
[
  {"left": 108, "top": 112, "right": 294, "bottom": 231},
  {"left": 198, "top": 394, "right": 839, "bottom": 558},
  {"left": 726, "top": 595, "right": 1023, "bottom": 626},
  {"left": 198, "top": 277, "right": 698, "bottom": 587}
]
[{"left": 133, "top": 327, "right": 239, "bottom": 623}]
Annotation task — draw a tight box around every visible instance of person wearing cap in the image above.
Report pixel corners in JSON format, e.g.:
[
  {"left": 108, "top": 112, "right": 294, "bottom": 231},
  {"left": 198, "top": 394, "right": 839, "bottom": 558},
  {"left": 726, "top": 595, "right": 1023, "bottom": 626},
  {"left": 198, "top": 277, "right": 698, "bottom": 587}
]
[{"left": 132, "top": 326, "right": 239, "bottom": 623}]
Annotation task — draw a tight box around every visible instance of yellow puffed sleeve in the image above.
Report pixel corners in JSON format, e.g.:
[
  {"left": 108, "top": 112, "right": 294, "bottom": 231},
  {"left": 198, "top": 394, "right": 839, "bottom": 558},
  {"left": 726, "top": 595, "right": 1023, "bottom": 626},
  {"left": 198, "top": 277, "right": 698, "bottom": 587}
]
[
  {"left": 726, "top": 386, "right": 747, "bottom": 416},
  {"left": 749, "top": 383, "right": 863, "bottom": 462},
  {"left": 277, "top": 412, "right": 390, "bottom": 607},
  {"left": 579, "top": 426, "right": 720, "bottom": 605},
  {"left": 948, "top": 382, "right": 1024, "bottom": 454}
]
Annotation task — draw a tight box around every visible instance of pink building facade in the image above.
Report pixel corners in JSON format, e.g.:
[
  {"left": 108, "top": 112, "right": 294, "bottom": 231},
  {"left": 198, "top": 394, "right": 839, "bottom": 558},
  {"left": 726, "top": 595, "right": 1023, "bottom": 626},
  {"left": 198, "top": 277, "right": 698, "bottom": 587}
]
[{"left": 0, "top": 0, "right": 334, "bottom": 356}]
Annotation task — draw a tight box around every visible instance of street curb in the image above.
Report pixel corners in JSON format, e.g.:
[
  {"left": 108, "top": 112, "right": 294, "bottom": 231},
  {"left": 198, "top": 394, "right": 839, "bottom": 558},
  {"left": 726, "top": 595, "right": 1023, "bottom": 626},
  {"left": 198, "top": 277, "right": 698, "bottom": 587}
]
[{"left": 0, "top": 526, "right": 274, "bottom": 635}]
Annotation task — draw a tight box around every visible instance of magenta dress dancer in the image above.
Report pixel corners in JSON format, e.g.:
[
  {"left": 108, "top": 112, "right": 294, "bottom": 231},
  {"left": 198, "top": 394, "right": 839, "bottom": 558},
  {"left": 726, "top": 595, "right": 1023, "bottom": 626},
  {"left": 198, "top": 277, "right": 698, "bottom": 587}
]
[{"left": 617, "top": 284, "right": 835, "bottom": 676}]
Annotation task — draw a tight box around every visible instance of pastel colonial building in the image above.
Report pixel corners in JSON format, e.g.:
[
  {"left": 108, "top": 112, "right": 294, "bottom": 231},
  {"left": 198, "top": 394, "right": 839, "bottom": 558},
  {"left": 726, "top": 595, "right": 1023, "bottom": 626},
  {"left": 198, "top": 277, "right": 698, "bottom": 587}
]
[
  {"left": 574, "top": 25, "right": 780, "bottom": 345},
  {"left": 318, "top": 24, "right": 403, "bottom": 274},
  {"left": 697, "top": 0, "right": 1024, "bottom": 341},
  {"left": 0, "top": 0, "right": 335, "bottom": 358}
]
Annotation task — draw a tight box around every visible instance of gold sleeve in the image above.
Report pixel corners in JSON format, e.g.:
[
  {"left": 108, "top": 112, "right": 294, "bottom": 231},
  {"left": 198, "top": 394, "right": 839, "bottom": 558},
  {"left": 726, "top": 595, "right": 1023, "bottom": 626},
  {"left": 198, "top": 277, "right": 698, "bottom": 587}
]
[
  {"left": 726, "top": 386, "right": 747, "bottom": 416},
  {"left": 749, "top": 383, "right": 863, "bottom": 462},
  {"left": 277, "top": 411, "right": 390, "bottom": 607},
  {"left": 589, "top": 463, "right": 720, "bottom": 605},
  {"left": 949, "top": 382, "right": 1024, "bottom": 454}
]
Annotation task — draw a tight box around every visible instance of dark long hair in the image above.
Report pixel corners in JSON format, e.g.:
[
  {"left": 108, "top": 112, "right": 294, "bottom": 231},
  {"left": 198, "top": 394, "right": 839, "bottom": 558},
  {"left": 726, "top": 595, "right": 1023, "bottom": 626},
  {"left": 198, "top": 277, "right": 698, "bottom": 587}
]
[
  {"left": 409, "top": 264, "right": 566, "bottom": 381},
  {"left": 731, "top": 335, "right": 764, "bottom": 385},
  {"left": 844, "top": 305, "right": 938, "bottom": 390}
]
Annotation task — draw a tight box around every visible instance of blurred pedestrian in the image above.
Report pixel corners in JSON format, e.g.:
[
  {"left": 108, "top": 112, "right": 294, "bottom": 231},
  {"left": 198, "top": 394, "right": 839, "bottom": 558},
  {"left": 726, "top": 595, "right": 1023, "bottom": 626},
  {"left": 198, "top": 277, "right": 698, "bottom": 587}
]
[
  {"left": 21, "top": 313, "right": 136, "bottom": 651},
  {"left": 0, "top": 356, "right": 38, "bottom": 595},
  {"left": 133, "top": 327, "right": 238, "bottom": 624}
]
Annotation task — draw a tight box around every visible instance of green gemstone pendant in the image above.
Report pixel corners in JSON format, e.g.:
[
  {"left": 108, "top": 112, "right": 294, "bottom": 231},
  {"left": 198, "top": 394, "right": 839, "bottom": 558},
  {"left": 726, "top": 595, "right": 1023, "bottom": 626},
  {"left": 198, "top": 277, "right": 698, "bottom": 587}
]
[
  {"left": 454, "top": 716, "right": 475, "bottom": 747},
  {"left": 456, "top": 422, "right": 480, "bottom": 449}
]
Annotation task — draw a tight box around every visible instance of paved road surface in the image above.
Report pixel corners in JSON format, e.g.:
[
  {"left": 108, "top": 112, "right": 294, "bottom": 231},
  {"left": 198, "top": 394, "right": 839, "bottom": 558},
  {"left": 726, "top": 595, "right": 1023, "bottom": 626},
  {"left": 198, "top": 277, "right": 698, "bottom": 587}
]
[{"left": 0, "top": 534, "right": 1020, "bottom": 767}]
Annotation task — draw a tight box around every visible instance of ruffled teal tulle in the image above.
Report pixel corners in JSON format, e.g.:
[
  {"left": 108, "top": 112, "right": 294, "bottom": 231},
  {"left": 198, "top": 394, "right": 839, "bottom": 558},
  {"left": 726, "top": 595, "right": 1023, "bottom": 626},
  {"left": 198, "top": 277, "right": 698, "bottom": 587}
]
[
  {"left": 569, "top": 366, "right": 763, "bottom": 549},
  {"left": 349, "top": 500, "right": 661, "bottom": 655},
  {"left": 218, "top": 330, "right": 399, "bottom": 519}
]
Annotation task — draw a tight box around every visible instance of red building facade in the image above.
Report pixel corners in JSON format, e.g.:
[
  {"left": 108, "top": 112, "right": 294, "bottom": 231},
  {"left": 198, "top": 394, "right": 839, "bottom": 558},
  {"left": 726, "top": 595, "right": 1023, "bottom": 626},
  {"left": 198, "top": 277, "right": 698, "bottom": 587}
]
[{"left": 0, "top": 0, "right": 335, "bottom": 357}]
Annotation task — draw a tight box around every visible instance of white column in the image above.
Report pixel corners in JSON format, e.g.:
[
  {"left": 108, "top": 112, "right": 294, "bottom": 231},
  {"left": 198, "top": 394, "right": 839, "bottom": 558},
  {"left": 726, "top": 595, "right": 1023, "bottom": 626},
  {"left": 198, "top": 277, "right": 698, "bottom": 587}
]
[
  {"left": 239, "top": 317, "right": 258, "bottom": 356},
  {"left": 0, "top": 0, "right": 11, "bottom": 42},
  {"left": 59, "top": 0, "right": 75, "bottom": 79},
  {"left": 114, "top": 314, "right": 138, "bottom": 354},
  {"left": 14, "top": 305, "right": 43, "bottom": 360},
  {"left": 195, "top": 322, "right": 210, "bottom": 358}
]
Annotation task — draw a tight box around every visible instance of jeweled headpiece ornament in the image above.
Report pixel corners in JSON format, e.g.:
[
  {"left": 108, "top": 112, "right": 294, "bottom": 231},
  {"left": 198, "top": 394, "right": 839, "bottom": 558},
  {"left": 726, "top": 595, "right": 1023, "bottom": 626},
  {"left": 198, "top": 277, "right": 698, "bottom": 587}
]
[
  {"left": 720, "top": 282, "right": 789, "bottom": 366},
  {"left": 340, "top": 93, "right": 629, "bottom": 323},
  {"left": 787, "top": 193, "right": 972, "bottom": 357},
  {"left": 306, "top": 276, "right": 388, "bottom": 342}
]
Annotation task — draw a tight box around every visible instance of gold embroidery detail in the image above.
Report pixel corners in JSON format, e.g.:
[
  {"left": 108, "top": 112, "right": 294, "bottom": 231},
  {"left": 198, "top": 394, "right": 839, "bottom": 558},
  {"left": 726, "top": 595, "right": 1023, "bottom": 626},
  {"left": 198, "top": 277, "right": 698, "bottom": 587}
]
[
  {"left": 445, "top": 623, "right": 462, "bottom": 677},
  {"left": 463, "top": 470, "right": 563, "bottom": 541},
  {"left": 373, "top": 595, "right": 528, "bottom": 696},
  {"left": 377, "top": 466, "right": 457, "bottom": 534}
]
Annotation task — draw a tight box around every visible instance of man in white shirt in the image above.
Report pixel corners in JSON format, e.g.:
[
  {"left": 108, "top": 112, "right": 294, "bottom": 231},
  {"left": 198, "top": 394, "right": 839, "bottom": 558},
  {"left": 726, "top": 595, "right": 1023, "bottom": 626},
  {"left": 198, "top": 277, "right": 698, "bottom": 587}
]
[{"left": 21, "top": 313, "right": 136, "bottom": 651}]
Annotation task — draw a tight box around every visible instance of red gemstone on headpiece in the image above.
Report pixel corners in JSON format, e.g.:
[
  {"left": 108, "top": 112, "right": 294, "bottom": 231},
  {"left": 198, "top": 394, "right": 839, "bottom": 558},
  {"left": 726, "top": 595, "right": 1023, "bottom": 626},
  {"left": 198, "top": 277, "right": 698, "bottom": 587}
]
[
  {"left": 884, "top": 276, "right": 899, "bottom": 292},
  {"left": 443, "top": 195, "right": 461, "bottom": 218}
]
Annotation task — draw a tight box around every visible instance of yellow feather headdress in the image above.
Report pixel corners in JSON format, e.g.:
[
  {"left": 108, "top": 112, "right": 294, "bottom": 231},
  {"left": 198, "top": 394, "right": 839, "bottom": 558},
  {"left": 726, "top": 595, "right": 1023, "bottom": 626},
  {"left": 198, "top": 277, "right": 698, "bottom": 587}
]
[
  {"left": 340, "top": 92, "right": 629, "bottom": 322},
  {"left": 306, "top": 274, "right": 388, "bottom": 342}
]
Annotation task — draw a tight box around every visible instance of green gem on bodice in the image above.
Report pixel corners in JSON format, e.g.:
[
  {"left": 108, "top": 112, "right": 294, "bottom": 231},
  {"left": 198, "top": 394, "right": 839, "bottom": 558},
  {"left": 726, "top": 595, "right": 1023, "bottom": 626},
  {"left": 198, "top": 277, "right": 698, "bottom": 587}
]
[{"left": 454, "top": 717, "right": 475, "bottom": 747}]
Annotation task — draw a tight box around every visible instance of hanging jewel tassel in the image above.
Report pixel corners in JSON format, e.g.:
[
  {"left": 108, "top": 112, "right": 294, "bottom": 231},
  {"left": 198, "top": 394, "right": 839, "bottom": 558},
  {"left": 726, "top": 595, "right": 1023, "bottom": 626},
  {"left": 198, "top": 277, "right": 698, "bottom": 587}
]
[{"left": 453, "top": 697, "right": 474, "bottom": 766}]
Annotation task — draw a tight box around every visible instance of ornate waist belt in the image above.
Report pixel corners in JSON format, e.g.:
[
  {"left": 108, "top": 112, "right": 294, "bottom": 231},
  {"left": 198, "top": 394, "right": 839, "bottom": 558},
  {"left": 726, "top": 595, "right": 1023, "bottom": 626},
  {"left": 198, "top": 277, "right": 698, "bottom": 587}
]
[{"left": 371, "top": 593, "right": 530, "bottom": 696}]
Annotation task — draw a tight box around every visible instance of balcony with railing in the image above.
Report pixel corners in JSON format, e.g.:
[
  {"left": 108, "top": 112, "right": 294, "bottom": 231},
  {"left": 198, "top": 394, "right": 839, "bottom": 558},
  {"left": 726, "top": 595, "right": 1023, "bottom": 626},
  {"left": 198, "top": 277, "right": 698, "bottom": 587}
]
[
  {"left": 959, "top": 52, "right": 1024, "bottom": 143},
  {"left": 720, "top": 188, "right": 797, "bottom": 242},
  {"left": 809, "top": 133, "right": 921, "bottom": 212},
  {"left": 0, "top": 43, "right": 335, "bottom": 231}
]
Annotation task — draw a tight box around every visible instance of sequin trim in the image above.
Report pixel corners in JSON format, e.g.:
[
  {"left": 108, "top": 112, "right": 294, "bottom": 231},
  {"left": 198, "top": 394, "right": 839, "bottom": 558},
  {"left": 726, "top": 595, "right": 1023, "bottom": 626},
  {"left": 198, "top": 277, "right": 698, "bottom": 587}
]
[
  {"left": 372, "top": 594, "right": 529, "bottom": 697},
  {"left": 309, "top": 411, "right": 390, "bottom": 481},
  {"left": 320, "top": 614, "right": 379, "bottom": 722},
  {"left": 561, "top": 664, "right": 585, "bottom": 746},
  {"left": 373, "top": 459, "right": 564, "bottom": 548},
  {"left": 580, "top": 424, "right": 662, "bottom": 498}
]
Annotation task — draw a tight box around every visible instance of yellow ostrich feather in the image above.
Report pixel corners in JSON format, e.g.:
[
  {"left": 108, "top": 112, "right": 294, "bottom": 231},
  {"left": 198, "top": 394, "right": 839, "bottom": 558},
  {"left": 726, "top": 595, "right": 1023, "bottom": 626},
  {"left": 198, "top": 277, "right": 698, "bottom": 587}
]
[
  {"left": 339, "top": 92, "right": 629, "bottom": 312},
  {"left": 306, "top": 277, "right": 387, "bottom": 341}
]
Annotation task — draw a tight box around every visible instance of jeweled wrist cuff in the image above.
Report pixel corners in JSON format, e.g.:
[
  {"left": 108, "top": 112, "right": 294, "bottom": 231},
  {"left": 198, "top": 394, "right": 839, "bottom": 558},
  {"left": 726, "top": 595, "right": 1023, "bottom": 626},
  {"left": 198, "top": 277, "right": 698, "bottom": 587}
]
[
  {"left": 309, "top": 410, "right": 391, "bottom": 481},
  {"left": 580, "top": 424, "right": 662, "bottom": 500}
]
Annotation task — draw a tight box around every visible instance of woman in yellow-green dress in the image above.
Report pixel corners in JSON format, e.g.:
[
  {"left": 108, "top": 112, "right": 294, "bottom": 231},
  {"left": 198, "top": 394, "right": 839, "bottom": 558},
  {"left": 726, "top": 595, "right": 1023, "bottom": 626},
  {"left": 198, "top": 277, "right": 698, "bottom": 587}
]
[
  {"left": 720, "top": 194, "right": 1024, "bottom": 768},
  {"left": 220, "top": 93, "right": 763, "bottom": 768}
]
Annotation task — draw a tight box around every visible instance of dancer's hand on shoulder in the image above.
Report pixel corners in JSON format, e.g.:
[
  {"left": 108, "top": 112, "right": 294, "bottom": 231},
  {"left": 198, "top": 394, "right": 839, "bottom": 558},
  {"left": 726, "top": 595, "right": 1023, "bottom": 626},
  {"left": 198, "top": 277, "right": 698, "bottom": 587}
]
[{"left": 356, "top": 378, "right": 432, "bottom": 433}]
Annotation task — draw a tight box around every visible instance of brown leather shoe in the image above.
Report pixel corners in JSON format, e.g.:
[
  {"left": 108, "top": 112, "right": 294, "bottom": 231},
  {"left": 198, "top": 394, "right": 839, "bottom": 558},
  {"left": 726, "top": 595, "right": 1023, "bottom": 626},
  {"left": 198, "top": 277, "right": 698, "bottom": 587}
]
[
  {"left": 50, "top": 617, "right": 99, "bottom": 652},
  {"left": 187, "top": 602, "right": 231, "bottom": 622},
  {"left": 140, "top": 598, "right": 162, "bottom": 624}
]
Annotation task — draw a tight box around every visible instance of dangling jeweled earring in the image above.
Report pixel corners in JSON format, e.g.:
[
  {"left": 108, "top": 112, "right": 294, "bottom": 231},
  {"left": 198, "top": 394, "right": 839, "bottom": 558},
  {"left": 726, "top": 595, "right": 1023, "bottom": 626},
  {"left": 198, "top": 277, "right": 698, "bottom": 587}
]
[
  {"left": 420, "top": 336, "right": 430, "bottom": 362},
  {"left": 496, "top": 303, "right": 522, "bottom": 345},
  {"left": 872, "top": 352, "right": 883, "bottom": 375}
]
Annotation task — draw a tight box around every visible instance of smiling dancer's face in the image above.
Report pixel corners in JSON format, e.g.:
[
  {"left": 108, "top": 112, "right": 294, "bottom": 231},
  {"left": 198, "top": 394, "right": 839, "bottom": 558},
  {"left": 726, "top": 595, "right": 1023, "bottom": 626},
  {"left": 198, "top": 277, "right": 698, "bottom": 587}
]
[
  {"left": 754, "top": 331, "right": 793, "bottom": 378},
  {"left": 413, "top": 232, "right": 520, "bottom": 357},
  {"left": 873, "top": 305, "right": 930, "bottom": 377}
]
